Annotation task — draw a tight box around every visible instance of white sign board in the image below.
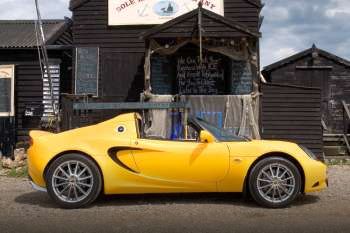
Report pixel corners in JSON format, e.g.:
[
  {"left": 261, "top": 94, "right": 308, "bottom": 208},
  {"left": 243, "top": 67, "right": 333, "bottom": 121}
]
[
  {"left": 108, "top": 0, "right": 224, "bottom": 25},
  {"left": 0, "top": 65, "right": 15, "bottom": 117}
]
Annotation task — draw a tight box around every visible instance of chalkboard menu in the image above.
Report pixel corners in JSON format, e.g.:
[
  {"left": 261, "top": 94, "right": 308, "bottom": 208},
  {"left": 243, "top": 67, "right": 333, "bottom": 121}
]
[
  {"left": 230, "top": 61, "right": 253, "bottom": 95},
  {"left": 177, "top": 54, "right": 225, "bottom": 95},
  {"left": 151, "top": 55, "right": 176, "bottom": 94},
  {"left": 75, "top": 47, "right": 99, "bottom": 96},
  {"left": 0, "top": 78, "right": 11, "bottom": 113}
]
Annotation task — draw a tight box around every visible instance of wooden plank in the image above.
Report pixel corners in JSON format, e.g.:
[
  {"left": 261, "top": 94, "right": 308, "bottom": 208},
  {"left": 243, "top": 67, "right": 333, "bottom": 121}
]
[
  {"left": 262, "top": 135, "right": 323, "bottom": 140},
  {"left": 262, "top": 98, "right": 321, "bottom": 103},
  {"left": 262, "top": 108, "right": 321, "bottom": 112},
  {"left": 262, "top": 121, "right": 321, "bottom": 126},
  {"left": 262, "top": 130, "right": 322, "bottom": 135},
  {"left": 262, "top": 117, "right": 321, "bottom": 122},
  {"left": 342, "top": 100, "right": 350, "bottom": 120},
  {"left": 262, "top": 102, "right": 321, "bottom": 108},
  {"left": 73, "top": 102, "right": 190, "bottom": 110},
  {"left": 343, "top": 135, "right": 350, "bottom": 154},
  {"left": 263, "top": 93, "right": 321, "bottom": 98},
  {"left": 262, "top": 126, "right": 321, "bottom": 130},
  {"left": 262, "top": 112, "right": 321, "bottom": 117}
]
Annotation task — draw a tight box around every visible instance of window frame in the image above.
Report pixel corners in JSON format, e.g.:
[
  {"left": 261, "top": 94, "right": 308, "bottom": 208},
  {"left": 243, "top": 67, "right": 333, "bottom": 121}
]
[
  {"left": 74, "top": 47, "right": 99, "bottom": 97},
  {"left": 0, "top": 64, "right": 15, "bottom": 117}
]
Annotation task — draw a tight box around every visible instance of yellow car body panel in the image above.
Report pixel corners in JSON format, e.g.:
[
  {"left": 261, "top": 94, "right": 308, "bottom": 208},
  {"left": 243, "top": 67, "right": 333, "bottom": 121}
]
[{"left": 28, "top": 113, "right": 327, "bottom": 195}]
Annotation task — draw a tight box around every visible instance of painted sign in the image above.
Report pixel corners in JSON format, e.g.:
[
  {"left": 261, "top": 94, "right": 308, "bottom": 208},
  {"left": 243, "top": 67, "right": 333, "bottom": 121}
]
[{"left": 108, "top": 0, "right": 224, "bottom": 25}]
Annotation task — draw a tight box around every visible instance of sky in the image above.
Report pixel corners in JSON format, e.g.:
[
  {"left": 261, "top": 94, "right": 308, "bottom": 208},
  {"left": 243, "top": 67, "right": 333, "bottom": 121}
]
[{"left": 0, "top": 0, "right": 350, "bottom": 68}]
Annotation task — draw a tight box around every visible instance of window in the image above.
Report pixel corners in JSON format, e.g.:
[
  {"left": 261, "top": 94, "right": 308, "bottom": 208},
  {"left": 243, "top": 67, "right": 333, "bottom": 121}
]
[{"left": 0, "top": 65, "right": 15, "bottom": 117}]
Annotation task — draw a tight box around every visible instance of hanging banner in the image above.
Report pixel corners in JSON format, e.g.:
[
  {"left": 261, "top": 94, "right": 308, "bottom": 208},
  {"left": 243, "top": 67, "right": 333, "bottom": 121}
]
[{"left": 108, "top": 0, "right": 224, "bottom": 25}]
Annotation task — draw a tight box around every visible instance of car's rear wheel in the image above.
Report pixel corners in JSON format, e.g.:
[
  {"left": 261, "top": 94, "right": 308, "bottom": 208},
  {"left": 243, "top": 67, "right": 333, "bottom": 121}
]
[
  {"left": 248, "top": 157, "right": 302, "bottom": 208},
  {"left": 46, "top": 153, "right": 102, "bottom": 209}
]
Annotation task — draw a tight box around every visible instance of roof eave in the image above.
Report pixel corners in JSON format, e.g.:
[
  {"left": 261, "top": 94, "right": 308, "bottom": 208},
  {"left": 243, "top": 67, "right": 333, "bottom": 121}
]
[
  {"left": 246, "top": 0, "right": 263, "bottom": 8},
  {"left": 263, "top": 46, "right": 350, "bottom": 73},
  {"left": 0, "top": 45, "right": 73, "bottom": 50},
  {"left": 140, "top": 7, "right": 260, "bottom": 39},
  {"left": 69, "top": 0, "right": 90, "bottom": 11},
  {"left": 45, "top": 17, "right": 73, "bottom": 45}
]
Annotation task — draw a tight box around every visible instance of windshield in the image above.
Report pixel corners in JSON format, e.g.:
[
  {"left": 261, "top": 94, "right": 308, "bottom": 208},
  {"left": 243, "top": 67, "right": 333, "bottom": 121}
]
[{"left": 194, "top": 117, "right": 248, "bottom": 142}]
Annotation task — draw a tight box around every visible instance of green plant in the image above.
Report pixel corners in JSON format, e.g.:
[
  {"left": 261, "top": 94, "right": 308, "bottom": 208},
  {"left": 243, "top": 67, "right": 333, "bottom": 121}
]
[{"left": 7, "top": 166, "right": 28, "bottom": 178}]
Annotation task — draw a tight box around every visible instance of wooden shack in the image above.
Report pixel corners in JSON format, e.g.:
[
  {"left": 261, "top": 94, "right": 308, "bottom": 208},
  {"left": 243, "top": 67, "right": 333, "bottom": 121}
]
[
  {"left": 262, "top": 45, "right": 350, "bottom": 157},
  {"left": 262, "top": 45, "right": 350, "bottom": 134},
  {"left": 66, "top": 0, "right": 263, "bottom": 126},
  {"left": 0, "top": 19, "right": 72, "bottom": 155}
]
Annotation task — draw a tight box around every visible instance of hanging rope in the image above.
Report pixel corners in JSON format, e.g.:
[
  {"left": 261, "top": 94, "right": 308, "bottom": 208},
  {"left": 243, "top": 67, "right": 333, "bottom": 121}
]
[
  {"left": 198, "top": 2, "right": 203, "bottom": 65},
  {"left": 34, "top": 0, "right": 59, "bottom": 131}
]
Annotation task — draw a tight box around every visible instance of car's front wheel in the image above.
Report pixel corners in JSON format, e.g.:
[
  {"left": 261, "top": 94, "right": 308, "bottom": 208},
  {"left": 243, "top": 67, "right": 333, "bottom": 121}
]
[
  {"left": 46, "top": 153, "right": 102, "bottom": 209},
  {"left": 248, "top": 157, "right": 302, "bottom": 208}
]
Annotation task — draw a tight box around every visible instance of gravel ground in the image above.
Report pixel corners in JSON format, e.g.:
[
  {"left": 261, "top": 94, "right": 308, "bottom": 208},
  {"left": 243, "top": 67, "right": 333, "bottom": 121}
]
[{"left": 0, "top": 166, "right": 349, "bottom": 233}]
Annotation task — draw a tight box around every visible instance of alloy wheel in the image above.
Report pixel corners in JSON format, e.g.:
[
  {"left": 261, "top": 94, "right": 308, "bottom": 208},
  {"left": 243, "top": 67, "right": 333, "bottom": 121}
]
[
  {"left": 51, "top": 160, "right": 94, "bottom": 203},
  {"left": 256, "top": 163, "right": 296, "bottom": 204}
]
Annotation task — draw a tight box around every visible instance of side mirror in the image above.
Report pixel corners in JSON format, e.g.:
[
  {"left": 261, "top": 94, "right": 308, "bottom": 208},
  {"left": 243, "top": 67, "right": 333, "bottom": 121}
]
[{"left": 199, "top": 130, "right": 215, "bottom": 143}]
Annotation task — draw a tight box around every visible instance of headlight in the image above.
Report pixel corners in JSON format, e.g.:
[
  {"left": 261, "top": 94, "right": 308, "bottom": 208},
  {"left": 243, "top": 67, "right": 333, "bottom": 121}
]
[{"left": 299, "top": 145, "right": 318, "bottom": 160}]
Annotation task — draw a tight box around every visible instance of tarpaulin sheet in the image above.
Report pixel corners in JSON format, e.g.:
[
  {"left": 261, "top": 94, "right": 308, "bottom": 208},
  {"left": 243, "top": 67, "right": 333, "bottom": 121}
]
[{"left": 144, "top": 94, "right": 260, "bottom": 140}]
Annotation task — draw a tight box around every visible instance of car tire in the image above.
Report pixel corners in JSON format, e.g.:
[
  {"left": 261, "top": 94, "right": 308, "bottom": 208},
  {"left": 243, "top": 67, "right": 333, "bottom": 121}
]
[
  {"left": 46, "top": 153, "right": 102, "bottom": 209},
  {"left": 248, "top": 157, "right": 302, "bottom": 208}
]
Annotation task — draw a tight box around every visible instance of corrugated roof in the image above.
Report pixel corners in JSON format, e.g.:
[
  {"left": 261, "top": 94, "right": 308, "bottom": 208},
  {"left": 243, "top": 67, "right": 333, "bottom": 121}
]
[{"left": 0, "top": 20, "right": 69, "bottom": 48}]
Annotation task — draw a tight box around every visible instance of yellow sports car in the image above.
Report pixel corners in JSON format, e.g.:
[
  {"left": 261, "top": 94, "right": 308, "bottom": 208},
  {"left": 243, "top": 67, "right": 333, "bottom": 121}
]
[{"left": 28, "top": 113, "right": 327, "bottom": 209}]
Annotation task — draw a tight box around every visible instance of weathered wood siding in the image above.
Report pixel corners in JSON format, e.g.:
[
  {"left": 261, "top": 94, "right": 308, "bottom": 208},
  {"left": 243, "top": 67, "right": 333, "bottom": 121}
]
[
  {"left": 224, "top": 0, "right": 260, "bottom": 32},
  {"left": 71, "top": 0, "right": 261, "bottom": 110},
  {"left": 0, "top": 117, "right": 15, "bottom": 155},
  {"left": 264, "top": 53, "right": 350, "bottom": 134},
  {"left": 261, "top": 83, "right": 323, "bottom": 158},
  {"left": 0, "top": 49, "right": 71, "bottom": 142}
]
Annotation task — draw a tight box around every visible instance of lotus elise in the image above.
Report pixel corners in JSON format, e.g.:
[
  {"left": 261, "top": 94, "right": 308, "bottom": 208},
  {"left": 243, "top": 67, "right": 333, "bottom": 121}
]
[{"left": 28, "top": 113, "right": 327, "bottom": 208}]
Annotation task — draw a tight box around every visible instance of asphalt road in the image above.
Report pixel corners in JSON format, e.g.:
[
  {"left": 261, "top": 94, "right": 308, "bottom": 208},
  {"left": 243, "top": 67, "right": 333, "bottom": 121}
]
[{"left": 0, "top": 166, "right": 350, "bottom": 233}]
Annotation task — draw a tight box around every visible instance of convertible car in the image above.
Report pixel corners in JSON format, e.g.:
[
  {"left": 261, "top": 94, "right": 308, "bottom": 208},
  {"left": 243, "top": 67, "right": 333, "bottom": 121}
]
[{"left": 28, "top": 113, "right": 327, "bottom": 209}]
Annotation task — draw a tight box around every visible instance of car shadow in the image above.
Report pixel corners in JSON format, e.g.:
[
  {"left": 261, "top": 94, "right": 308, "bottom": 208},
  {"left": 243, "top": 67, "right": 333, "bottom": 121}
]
[
  {"left": 15, "top": 191, "right": 320, "bottom": 209},
  {"left": 15, "top": 191, "right": 57, "bottom": 208}
]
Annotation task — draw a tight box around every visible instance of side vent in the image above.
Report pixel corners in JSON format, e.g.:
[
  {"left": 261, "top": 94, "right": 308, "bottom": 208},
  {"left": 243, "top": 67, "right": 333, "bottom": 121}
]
[{"left": 107, "top": 147, "right": 140, "bottom": 173}]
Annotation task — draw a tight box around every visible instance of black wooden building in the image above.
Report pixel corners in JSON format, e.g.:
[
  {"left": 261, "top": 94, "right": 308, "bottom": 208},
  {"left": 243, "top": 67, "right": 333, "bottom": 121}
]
[
  {"left": 0, "top": 19, "right": 72, "bottom": 155},
  {"left": 262, "top": 45, "right": 350, "bottom": 135},
  {"left": 66, "top": 0, "right": 264, "bottom": 125},
  {"left": 262, "top": 45, "right": 350, "bottom": 157}
]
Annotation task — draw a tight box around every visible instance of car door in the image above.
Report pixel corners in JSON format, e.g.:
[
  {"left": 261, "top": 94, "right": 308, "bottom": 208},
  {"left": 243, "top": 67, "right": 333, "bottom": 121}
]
[{"left": 131, "top": 138, "right": 230, "bottom": 185}]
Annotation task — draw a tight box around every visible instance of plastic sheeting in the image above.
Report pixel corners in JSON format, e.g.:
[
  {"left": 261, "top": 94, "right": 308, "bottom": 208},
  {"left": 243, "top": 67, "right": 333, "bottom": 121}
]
[
  {"left": 182, "top": 95, "right": 260, "bottom": 139},
  {"left": 144, "top": 94, "right": 260, "bottom": 140},
  {"left": 143, "top": 95, "right": 174, "bottom": 139}
]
